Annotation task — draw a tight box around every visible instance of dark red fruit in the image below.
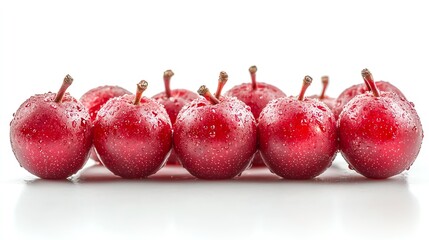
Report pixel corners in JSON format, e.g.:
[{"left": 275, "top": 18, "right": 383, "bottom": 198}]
[
  {"left": 309, "top": 75, "right": 336, "bottom": 110},
  {"left": 333, "top": 79, "right": 405, "bottom": 120},
  {"left": 10, "top": 75, "right": 92, "bottom": 179},
  {"left": 93, "top": 80, "right": 172, "bottom": 179},
  {"left": 258, "top": 76, "right": 338, "bottom": 179},
  {"left": 174, "top": 72, "right": 257, "bottom": 179},
  {"left": 339, "top": 69, "right": 423, "bottom": 179},
  {"left": 225, "top": 66, "right": 286, "bottom": 167},
  {"left": 152, "top": 70, "right": 198, "bottom": 165},
  {"left": 80, "top": 85, "right": 131, "bottom": 162},
  {"left": 225, "top": 66, "right": 286, "bottom": 120}
]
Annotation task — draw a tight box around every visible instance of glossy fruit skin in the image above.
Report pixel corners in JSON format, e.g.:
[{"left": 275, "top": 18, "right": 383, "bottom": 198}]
[
  {"left": 93, "top": 95, "right": 172, "bottom": 179},
  {"left": 153, "top": 89, "right": 199, "bottom": 123},
  {"left": 225, "top": 82, "right": 285, "bottom": 120},
  {"left": 333, "top": 81, "right": 405, "bottom": 119},
  {"left": 338, "top": 92, "right": 423, "bottom": 179},
  {"left": 174, "top": 97, "right": 257, "bottom": 179},
  {"left": 309, "top": 95, "right": 336, "bottom": 110},
  {"left": 258, "top": 97, "right": 338, "bottom": 179},
  {"left": 10, "top": 93, "right": 92, "bottom": 179},
  {"left": 80, "top": 85, "right": 131, "bottom": 162},
  {"left": 225, "top": 82, "right": 286, "bottom": 167},
  {"left": 153, "top": 89, "right": 198, "bottom": 165}
]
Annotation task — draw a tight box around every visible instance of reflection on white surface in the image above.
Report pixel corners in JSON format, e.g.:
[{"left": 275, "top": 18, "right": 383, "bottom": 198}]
[{"left": 3, "top": 162, "right": 422, "bottom": 240}]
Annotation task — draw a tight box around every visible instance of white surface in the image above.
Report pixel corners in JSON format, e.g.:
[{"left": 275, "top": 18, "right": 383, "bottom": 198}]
[{"left": 1, "top": 0, "right": 428, "bottom": 239}]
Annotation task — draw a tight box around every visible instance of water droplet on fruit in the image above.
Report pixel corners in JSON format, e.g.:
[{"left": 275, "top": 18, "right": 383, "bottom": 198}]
[
  {"left": 50, "top": 104, "right": 58, "bottom": 109},
  {"left": 210, "top": 125, "right": 215, "bottom": 130},
  {"left": 152, "top": 111, "right": 158, "bottom": 117},
  {"left": 12, "top": 113, "right": 15, "bottom": 117},
  {"left": 39, "top": 139, "right": 43, "bottom": 143},
  {"left": 300, "top": 119, "right": 308, "bottom": 125},
  {"left": 348, "top": 165, "right": 354, "bottom": 170},
  {"left": 200, "top": 117, "right": 203, "bottom": 121},
  {"left": 406, "top": 166, "right": 411, "bottom": 171},
  {"left": 232, "top": 115, "right": 239, "bottom": 122},
  {"left": 376, "top": 118, "right": 381, "bottom": 122},
  {"left": 209, "top": 131, "right": 216, "bottom": 138},
  {"left": 412, "top": 126, "right": 417, "bottom": 132},
  {"left": 211, "top": 108, "right": 216, "bottom": 113},
  {"left": 410, "top": 102, "right": 415, "bottom": 107},
  {"left": 317, "top": 105, "right": 326, "bottom": 112},
  {"left": 72, "top": 121, "right": 77, "bottom": 128},
  {"left": 25, "top": 102, "right": 31, "bottom": 107},
  {"left": 80, "top": 119, "right": 87, "bottom": 126},
  {"left": 203, "top": 125, "right": 208, "bottom": 130}
]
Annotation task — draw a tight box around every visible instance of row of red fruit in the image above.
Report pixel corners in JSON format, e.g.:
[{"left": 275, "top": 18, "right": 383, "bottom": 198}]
[{"left": 10, "top": 67, "right": 423, "bottom": 180}]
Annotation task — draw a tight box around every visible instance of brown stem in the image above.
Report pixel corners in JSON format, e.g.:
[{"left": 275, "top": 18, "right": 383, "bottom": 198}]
[
  {"left": 54, "top": 74, "right": 73, "bottom": 103},
  {"left": 198, "top": 85, "right": 220, "bottom": 105},
  {"left": 163, "top": 69, "right": 174, "bottom": 98},
  {"left": 133, "top": 80, "right": 148, "bottom": 105},
  {"left": 320, "top": 75, "right": 329, "bottom": 99},
  {"left": 249, "top": 65, "right": 257, "bottom": 90},
  {"left": 361, "top": 69, "right": 380, "bottom": 97},
  {"left": 297, "top": 75, "right": 313, "bottom": 101},
  {"left": 214, "top": 71, "right": 228, "bottom": 99},
  {"left": 363, "top": 79, "right": 371, "bottom": 91}
]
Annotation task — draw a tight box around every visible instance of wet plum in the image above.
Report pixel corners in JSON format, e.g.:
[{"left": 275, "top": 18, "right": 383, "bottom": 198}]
[
  {"left": 93, "top": 80, "right": 172, "bottom": 179},
  {"left": 258, "top": 76, "right": 338, "bottom": 179},
  {"left": 338, "top": 69, "right": 423, "bottom": 179}
]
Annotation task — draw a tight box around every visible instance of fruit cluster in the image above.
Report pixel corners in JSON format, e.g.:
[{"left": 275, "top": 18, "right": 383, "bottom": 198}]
[{"left": 9, "top": 67, "right": 423, "bottom": 180}]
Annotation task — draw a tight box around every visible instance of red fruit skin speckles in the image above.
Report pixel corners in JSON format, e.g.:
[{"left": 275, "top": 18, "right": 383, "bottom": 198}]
[
  {"left": 80, "top": 85, "right": 132, "bottom": 122},
  {"left": 80, "top": 85, "right": 131, "bottom": 162},
  {"left": 93, "top": 95, "right": 172, "bottom": 179},
  {"left": 333, "top": 81, "right": 405, "bottom": 120},
  {"left": 258, "top": 98, "right": 338, "bottom": 179},
  {"left": 153, "top": 89, "right": 199, "bottom": 124},
  {"left": 153, "top": 89, "right": 198, "bottom": 165},
  {"left": 225, "top": 82, "right": 286, "bottom": 121},
  {"left": 225, "top": 82, "right": 285, "bottom": 168},
  {"left": 10, "top": 93, "right": 92, "bottom": 179},
  {"left": 173, "top": 97, "right": 257, "bottom": 179},
  {"left": 338, "top": 92, "right": 423, "bottom": 179}
]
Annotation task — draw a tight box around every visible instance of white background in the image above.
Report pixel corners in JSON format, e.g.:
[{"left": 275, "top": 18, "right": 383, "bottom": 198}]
[{"left": 1, "top": 0, "right": 428, "bottom": 239}]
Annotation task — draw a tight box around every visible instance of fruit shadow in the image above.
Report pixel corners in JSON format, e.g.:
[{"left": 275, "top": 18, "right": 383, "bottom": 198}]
[
  {"left": 71, "top": 161, "right": 409, "bottom": 185},
  {"left": 15, "top": 164, "right": 418, "bottom": 240}
]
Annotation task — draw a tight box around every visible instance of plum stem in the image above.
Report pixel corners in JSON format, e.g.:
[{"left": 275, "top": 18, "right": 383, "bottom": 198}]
[
  {"left": 320, "top": 75, "right": 329, "bottom": 99},
  {"left": 133, "top": 80, "right": 148, "bottom": 105},
  {"left": 198, "top": 85, "right": 220, "bottom": 105},
  {"left": 214, "top": 71, "right": 228, "bottom": 99},
  {"left": 163, "top": 69, "right": 174, "bottom": 98},
  {"left": 249, "top": 65, "right": 257, "bottom": 90},
  {"left": 297, "top": 75, "right": 313, "bottom": 101},
  {"left": 54, "top": 74, "right": 73, "bottom": 103},
  {"left": 364, "top": 79, "right": 371, "bottom": 91},
  {"left": 361, "top": 69, "right": 380, "bottom": 97}
]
